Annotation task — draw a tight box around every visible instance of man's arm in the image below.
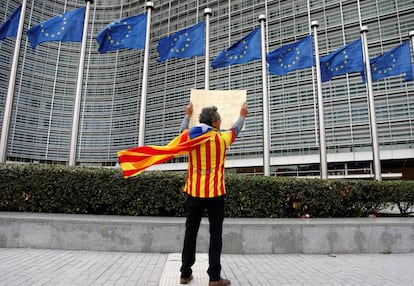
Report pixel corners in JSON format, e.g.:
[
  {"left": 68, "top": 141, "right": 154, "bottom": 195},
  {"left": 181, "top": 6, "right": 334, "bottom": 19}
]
[
  {"left": 231, "top": 102, "right": 248, "bottom": 137},
  {"left": 180, "top": 102, "right": 193, "bottom": 132}
]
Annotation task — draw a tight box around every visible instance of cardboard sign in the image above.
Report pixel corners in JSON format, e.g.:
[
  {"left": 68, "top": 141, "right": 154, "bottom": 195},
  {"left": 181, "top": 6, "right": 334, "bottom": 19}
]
[{"left": 189, "top": 89, "right": 247, "bottom": 130}]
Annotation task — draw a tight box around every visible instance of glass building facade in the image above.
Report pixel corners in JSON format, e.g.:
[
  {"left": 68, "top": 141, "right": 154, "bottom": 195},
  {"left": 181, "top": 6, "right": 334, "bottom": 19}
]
[{"left": 1, "top": 0, "right": 414, "bottom": 178}]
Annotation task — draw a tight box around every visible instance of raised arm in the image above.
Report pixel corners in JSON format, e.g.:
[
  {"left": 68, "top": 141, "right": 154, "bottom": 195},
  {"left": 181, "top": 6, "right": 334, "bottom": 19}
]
[
  {"left": 231, "top": 102, "right": 248, "bottom": 137},
  {"left": 180, "top": 102, "right": 193, "bottom": 132}
]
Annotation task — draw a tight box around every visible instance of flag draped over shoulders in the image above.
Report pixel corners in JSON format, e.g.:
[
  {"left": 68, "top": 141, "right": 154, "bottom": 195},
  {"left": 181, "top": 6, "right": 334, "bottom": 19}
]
[{"left": 117, "top": 128, "right": 214, "bottom": 178}]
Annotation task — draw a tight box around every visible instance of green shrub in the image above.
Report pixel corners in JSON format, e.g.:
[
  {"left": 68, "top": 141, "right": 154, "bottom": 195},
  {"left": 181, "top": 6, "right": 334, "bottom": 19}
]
[
  {"left": 1, "top": 163, "right": 413, "bottom": 217},
  {"left": 384, "top": 180, "right": 414, "bottom": 216}
]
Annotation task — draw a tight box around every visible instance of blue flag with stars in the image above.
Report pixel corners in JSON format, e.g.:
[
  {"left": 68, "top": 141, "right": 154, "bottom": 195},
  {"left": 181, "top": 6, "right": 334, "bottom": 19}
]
[
  {"left": 267, "top": 35, "right": 314, "bottom": 76},
  {"left": 320, "top": 38, "right": 364, "bottom": 82},
  {"left": 157, "top": 21, "right": 205, "bottom": 62},
  {"left": 369, "top": 41, "right": 413, "bottom": 82},
  {"left": 407, "top": 64, "right": 414, "bottom": 82},
  {"left": 96, "top": 13, "right": 147, "bottom": 53},
  {"left": 0, "top": 4, "right": 21, "bottom": 41},
  {"left": 211, "top": 27, "right": 261, "bottom": 69},
  {"left": 27, "top": 7, "right": 85, "bottom": 49}
]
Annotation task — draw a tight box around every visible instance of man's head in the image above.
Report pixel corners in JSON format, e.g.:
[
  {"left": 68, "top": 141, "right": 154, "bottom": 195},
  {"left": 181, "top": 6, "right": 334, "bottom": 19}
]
[{"left": 199, "top": 106, "right": 221, "bottom": 129}]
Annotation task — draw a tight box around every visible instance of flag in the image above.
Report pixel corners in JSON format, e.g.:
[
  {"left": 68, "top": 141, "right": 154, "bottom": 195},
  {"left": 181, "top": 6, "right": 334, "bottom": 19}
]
[
  {"left": 118, "top": 128, "right": 213, "bottom": 178},
  {"left": 96, "top": 13, "right": 147, "bottom": 53},
  {"left": 369, "top": 41, "right": 413, "bottom": 82},
  {"left": 320, "top": 38, "right": 364, "bottom": 82},
  {"left": 267, "top": 35, "right": 314, "bottom": 76},
  {"left": 211, "top": 27, "right": 261, "bottom": 69},
  {"left": 0, "top": 4, "right": 21, "bottom": 41},
  {"left": 157, "top": 21, "right": 205, "bottom": 62},
  {"left": 27, "top": 7, "right": 85, "bottom": 49},
  {"left": 407, "top": 64, "right": 414, "bottom": 82}
]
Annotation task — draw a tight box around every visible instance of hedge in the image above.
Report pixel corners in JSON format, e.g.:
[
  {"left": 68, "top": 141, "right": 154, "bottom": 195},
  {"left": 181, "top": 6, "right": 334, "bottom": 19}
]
[{"left": 1, "top": 163, "right": 413, "bottom": 217}]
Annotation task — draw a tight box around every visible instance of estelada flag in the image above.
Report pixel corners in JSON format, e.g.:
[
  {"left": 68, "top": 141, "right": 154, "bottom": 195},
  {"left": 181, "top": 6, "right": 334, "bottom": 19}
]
[{"left": 117, "top": 129, "right": 213, "bottom": 178}]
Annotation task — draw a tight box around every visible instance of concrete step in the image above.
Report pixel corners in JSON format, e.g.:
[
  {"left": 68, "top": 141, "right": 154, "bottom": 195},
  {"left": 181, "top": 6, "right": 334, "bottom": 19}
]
[{"left": 1, "top": 212, "right": 413, "bottom": 254}]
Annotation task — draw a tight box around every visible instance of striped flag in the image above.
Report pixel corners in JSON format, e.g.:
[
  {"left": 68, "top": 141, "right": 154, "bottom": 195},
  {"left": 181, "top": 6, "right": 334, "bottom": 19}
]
[{"left": 118, "top": 129, "right": 213, "bottom": 178}]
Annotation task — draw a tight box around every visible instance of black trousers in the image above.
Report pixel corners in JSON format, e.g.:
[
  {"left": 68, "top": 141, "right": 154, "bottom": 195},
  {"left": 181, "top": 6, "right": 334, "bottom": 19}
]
[{"left": 180, "top": 195, "right": 225, "bottom": 282}]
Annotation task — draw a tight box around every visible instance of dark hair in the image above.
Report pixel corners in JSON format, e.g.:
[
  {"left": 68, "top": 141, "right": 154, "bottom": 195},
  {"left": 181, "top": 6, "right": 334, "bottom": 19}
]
[{"left": 199, "top": 106, "right": 219, "bottom": 126}]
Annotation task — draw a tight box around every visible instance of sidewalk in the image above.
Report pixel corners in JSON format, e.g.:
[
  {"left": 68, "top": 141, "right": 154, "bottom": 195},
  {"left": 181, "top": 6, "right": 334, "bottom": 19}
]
[{"left": 1, "top": 248, "right": 413, "bottom": 286}]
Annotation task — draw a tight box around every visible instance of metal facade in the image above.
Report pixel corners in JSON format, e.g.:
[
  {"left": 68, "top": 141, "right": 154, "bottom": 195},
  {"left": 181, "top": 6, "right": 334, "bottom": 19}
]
[{"left": 1, "top": 0, "right": 413, "bottom": 176}]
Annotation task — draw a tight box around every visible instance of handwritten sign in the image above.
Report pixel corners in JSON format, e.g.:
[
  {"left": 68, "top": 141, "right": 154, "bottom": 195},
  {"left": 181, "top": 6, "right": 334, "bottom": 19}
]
[{"left": 189, "top": 89, "right": 247, "bottom": 130}]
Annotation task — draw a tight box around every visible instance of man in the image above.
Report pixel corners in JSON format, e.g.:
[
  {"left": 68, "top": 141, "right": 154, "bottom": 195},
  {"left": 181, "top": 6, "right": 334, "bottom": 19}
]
[{"left": 179, "top": 102, "right": 248, "bottom": 286}]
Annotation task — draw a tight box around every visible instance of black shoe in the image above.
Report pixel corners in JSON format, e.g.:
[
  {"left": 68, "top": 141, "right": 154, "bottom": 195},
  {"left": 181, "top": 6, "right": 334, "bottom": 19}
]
[
  {"left": 209, "top": 277, "right": 231, "bottom": 286},
  {"left": 180, "top": 274, "right": 193, "bottom": 284}
]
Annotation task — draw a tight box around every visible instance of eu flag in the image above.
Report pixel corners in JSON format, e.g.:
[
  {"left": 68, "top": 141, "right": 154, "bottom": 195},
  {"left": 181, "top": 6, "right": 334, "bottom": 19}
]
[
  {"left": 320, "top": 38, "right": 364, "bottom": 82},
  {"left": 407, "top": 64, "right": 414, "bottom": 82},
  {"left": 27, "top": 7, "right": 85, "bottom": 49},
  {"left": 157, "top": 22, "right": 205, "bottom": 62},
  {"left": 211, "top": 27, "right": 261, "bottom": 69},
  {"left": 369, "top": 41, "right": 413, "bottom": 82},
  {"left": 267, "top": 35, "right": 314, "bottom": 76},
  {"left": 96, "top": 13, "right": 147, "bottom": 53},
  {"left": 0, "top": 4, "right": 21, "bottom": 41}
]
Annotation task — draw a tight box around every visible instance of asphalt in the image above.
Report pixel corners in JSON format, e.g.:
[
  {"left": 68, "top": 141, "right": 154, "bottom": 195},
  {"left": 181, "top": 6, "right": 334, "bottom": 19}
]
[{"left": 1, "top": 248, "right": 413, "bottom": 286}]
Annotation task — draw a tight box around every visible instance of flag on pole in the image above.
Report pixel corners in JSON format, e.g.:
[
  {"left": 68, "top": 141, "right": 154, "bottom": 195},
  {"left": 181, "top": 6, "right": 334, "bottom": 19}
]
[
  {"left": 369, "top": 41, "right": 413, "bottom": 82},
  {"left": 407, "top": 64, "right": 414, "bottom": 82},
  {"left": 211, "top": 27, "right": 261, "bottom": 69},
  {"left": 320, "top": 38, "right": 364, "bottom": 82},
  {"left": 0, "top": 4, "right": 22, "bottom": 41},
  {"left": 27, "top": 7, "right": 85, "bottom": 49},
  {"left": 96, "top": 13, "right": 147, "bottom": 53},
  {"left": 157, "top": 21, "right": 205, "bottom": 62},
  {"left": 118, "top": 128, "right": 214, "bottom": 178},
  {"left": 267, "top": 35, "right": 314, "bottom": 76}
]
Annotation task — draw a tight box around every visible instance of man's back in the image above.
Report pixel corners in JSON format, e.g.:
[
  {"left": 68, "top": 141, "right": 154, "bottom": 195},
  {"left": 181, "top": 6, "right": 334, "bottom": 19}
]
[{"left": 184, "top": 130, "right": 235, "bottom": 198}]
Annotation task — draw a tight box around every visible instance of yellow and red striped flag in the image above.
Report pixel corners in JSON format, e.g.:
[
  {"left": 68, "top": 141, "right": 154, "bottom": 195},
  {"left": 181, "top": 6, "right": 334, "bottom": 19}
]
[{"left": 117, "top": 129, "right": 213, "bottom": 178}]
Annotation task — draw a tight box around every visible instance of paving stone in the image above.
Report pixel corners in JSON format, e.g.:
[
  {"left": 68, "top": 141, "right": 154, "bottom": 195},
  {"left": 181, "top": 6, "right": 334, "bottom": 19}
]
[{"left": 1, "top": 248, "right": 414, "bottom": 285}]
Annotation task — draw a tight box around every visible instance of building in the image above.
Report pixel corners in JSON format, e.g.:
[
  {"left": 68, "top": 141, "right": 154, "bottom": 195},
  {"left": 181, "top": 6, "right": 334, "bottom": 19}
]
[{"left": 1, "top": 0, "right": 413, "bottom": 179}]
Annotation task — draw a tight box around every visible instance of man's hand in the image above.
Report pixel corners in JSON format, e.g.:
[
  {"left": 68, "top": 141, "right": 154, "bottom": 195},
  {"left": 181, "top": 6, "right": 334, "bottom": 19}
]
[
  {"left": 185, "top": 102, "right": 193, "bottom": 117},
  {"left": 240, "top": 102, "right": 248, "bottom": 118}
]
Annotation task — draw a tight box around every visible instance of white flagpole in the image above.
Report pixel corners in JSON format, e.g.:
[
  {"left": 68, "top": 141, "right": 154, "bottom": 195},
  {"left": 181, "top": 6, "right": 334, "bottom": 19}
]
[
  {"left": 258, "top": 14, "right": 270, "bottom": 176},
  {"left": 409, "top": 31, "right": 414, "bottom": 57},
  {"left": 361, "top": 26, "right": 381, "bottom": 181},
  {"left": 0, "top": 0, "right": 28, "bottom": 163},
  {"left": 204, "top": 8, "right": 211, "bottom": 90},
  {"left": 311, "top": 21, "right": 328, "bottom": 179},
  {"left": 138, "top": 1, "right": 154, "bottom": 147},
  {"left": 69, "top": 0, "right": 93, "bottom": 166}
]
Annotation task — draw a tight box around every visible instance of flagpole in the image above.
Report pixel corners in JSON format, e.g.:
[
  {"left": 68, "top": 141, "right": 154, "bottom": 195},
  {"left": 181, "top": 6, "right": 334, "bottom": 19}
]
[
  {"left": 204, "top": 8, "right": 211, "bottom": 90},
  {"left": 138, "top": 1, "right": 154, "bottom": 147},
  {"left": 361, "top": 26, "right": 381, "bottom": 181},
  {"left": 356, "top": 0, "right": 363, "bottom": 29},
  {"left": 311, "top": 21, "right": 328, "bottom": 179},
  {"left": 68, "top": 0, "right": 93, "bottom": 166},
  {"left": 409, "top": 31, "right": 414, "bottom": 56},
  {"left": 0, "top": 0, "right": 28, "bottom": 163},
  {"left": 258, "top": 14, "right": 270, "bottom": 176}
]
